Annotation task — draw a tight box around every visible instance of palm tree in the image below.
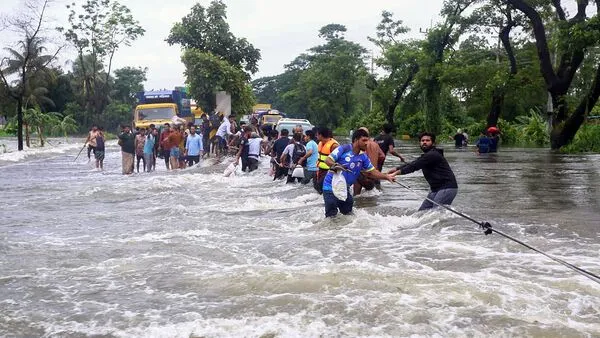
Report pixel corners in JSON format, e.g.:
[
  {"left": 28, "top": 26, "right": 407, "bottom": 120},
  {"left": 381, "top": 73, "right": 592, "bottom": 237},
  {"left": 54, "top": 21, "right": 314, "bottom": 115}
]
[
  {"left": 0, "top": 36, "right": 56, "bottom": 150},
  {"left": 23, "top": 107, "right": 55, "bottom": 147},
  {"left": 50, "top": 113, "right": 78, "bottom": 141}
]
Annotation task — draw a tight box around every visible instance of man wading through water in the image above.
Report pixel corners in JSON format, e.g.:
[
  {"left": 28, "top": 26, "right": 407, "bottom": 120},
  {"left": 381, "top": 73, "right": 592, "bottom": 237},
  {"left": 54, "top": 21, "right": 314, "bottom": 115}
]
[
  {"left": 118, "top": 125, "right": 136, "bottom": 175},
  {"left": 85, "top": 125, "right": 99, "bottom": 161},
  {"left": 388, "top": 132, "right": 458, "bottom": 210},
  {"left": 323, "top": 129, "right": 395, "bottom": 217}
]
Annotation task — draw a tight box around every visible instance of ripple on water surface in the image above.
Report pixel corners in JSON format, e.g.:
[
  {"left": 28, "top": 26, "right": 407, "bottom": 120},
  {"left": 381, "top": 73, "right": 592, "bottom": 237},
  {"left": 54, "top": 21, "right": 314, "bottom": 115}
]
[{"left": 0, "top": 145, "right": 599, "bottom": 337}]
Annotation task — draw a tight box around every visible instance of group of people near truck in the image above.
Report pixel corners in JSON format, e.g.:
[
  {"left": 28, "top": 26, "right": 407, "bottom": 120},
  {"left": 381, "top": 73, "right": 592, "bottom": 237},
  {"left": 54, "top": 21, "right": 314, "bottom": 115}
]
[{"left": 84, "top": 118, "right": 459, "bottom": 217}]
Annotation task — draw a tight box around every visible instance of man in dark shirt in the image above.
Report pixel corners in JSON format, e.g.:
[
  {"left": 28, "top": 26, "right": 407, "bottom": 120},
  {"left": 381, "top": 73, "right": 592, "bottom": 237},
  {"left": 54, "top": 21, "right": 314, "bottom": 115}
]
[
  {"left": 201, "top": 114, "right": 211, "bottom": 157},
  {"left": 271, "top": 128, "right": 291, "bottom": 180},
  {"left": 374, "top": 124, "right": 405, "bottom": 170},
  {"left": 388, "top": 132, "right": 458, "bottom": 210},
  {"left": 118, "top": 125, "right": 136, "bottom": 175},
  {"left": 235, "top": 126, "right": 252, "bottom": 171},
  {"left": 452, "top": 129, "right": 466, "bottom": 148}
]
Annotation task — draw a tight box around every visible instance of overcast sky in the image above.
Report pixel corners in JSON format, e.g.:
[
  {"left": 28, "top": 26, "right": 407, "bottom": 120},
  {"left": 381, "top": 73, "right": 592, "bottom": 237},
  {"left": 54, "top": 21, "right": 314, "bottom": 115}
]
[{"left": 1, "top": 0, "right": 445, "bottom": 90}]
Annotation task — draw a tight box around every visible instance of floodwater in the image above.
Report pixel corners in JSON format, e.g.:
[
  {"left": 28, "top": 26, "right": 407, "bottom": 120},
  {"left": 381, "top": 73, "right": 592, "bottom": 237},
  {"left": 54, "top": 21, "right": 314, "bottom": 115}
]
[{"left": 1, "top": 137, "right": 599, "bottom": 337}]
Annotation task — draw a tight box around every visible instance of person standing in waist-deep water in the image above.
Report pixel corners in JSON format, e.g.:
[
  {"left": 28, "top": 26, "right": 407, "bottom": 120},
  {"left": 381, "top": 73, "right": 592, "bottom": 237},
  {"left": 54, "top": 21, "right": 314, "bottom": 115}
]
[
  {"left": 297, "top": 129, "right": 319, "bottom": 185},
  {"left": 246, "top": 132, "right": 263, "bottom": 172},
  {"left": 451, "top": 129, "right": 467, "bottom": 148},
  {"left": 94, "top": 127, "right": 105, "bottom": 171},
  {"left": 475, "top": 131, "right": 491, "bottom": 154},
  {"left": 388, "top": 132, "right": 458, "bottom": 211},
  {"left": 353, "top": 127, "right": 386, "bottom": 196},
  {"left": 271, "top": 128, "right": 291, "bottom": 180},
  {"left": 118, "top": 125, "right": 136, "bottom": 175},
  {"left": 280, "top": 132, "right": 306, "bottom": 183},
  {"left": 488, "top": 128, "right": 500, "bottom": 153},
  {"left": 322, "top": 128, "right": 396, "bottom": 217},
  {"left": 374, "top": 124, "right": 405, "bottom": 170},
  {"left": 185, "top": 126, "right": 203, "bottom": 166},
  {"left": 315, "top": 127, "right": 339, "bottom": 193}
]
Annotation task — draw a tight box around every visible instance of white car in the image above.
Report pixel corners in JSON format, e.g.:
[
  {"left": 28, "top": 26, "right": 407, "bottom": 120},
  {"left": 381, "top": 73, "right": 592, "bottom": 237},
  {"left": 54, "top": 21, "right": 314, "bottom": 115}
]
[
  {"left": 239, "top": 114, "right": 251, "bottom": 125},
  {"left": 275, "top": 118, "right": 314, "bottom": 135}
]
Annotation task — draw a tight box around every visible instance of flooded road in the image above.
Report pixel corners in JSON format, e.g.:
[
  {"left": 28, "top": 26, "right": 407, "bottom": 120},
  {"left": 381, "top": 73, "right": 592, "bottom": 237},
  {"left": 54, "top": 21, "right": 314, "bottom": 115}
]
[{"left": 1, "top": 138, "right": 599, "bottom": 337}]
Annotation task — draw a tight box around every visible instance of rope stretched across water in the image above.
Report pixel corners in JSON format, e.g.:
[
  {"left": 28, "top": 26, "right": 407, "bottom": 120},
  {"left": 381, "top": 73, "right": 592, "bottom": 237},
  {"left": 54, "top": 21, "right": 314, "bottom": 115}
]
[{"left": 394, "top": 181, "right": 600, "bottom": 285}]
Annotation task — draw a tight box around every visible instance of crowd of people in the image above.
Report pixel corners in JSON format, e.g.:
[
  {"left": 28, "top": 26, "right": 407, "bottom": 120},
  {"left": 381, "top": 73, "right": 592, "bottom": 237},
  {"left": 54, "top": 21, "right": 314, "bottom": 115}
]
[{"left": 83, "top": 117, "right": 459, "bottom": 217}]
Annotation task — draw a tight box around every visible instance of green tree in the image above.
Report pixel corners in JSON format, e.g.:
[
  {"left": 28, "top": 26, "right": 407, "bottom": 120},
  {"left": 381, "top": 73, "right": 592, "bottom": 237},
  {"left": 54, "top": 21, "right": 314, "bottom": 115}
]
[
  {"left": 506, "top": 0, "right": 600, "bottom": 149},
  {"left": 181, "top": 50, "right": 255, "bottom": 115},
  {"left": 251, "top": 76, "right": 281, "bottom": 107},
  {"left": 23, "top": 107, "right": 56, "bottom": 147},
  {"left": 50, "top": 113, "right": 78, "bottom": 140},
  {"left": 0, "top": 0, "right": 60, "bottom": 150},
  {"left": 101, "top": 101, "right": 132, "bottom": 132},
  {"left": 169, "top": 1, "right": 259, "bottom": 114},
  {"left": 44, "top": 68, "right": 75, "bottom": 115},
  {"left": 368, "top": 11, "right": 421, "bottom": 127},
  {"left": 296, "top": 24, "right": 367, "bottom": 127},
  {"left": 113, "top": 66, "right": 147, "bottom": 106},
  {"left": 419, "top": 0, "right": 476, "bottom": 135},
  {"left": 59, "top": 0, "right": 145, "bottom": 120},
  {"left": 167, "top": 0, "right": 261, "bottom": 76}
]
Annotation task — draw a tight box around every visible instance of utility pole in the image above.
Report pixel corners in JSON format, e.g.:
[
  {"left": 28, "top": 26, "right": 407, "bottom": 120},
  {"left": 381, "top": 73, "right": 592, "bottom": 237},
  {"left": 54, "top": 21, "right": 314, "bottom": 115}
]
[{"left": 370, "top": 50, "right": 374, "bottom": 112}]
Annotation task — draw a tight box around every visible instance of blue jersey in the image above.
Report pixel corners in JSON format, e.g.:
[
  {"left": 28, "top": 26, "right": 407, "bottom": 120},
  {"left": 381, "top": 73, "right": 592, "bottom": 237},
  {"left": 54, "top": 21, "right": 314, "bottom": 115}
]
[
  {"left": 476, "top": 136, "right": 491, "bottom": 153},
  {"left": 323, "top": 144, "right": 374, "bottom": 192}
]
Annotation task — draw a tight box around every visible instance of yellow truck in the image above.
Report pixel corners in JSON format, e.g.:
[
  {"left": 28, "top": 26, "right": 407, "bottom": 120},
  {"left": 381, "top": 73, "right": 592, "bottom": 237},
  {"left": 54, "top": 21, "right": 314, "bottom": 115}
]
[{"left": 134, "top": 89, "right": 192, "bottom": 129}]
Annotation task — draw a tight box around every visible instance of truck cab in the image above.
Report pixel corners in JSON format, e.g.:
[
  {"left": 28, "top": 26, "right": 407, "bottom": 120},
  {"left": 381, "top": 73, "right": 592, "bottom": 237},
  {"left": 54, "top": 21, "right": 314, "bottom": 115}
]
[{"left": 134, "top": 89, "right": 192, "bottom": 129}]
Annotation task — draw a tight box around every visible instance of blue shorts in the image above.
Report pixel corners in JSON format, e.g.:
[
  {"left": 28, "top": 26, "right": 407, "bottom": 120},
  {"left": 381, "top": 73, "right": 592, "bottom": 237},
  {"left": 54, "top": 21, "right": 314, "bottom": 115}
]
[{"left": 170, "top": 147, "right": 180, "bottom": 158}]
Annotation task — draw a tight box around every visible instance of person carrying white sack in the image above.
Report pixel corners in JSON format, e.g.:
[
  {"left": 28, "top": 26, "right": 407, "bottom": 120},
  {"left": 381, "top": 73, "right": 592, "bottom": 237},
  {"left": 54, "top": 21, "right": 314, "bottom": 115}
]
[{"left": 322, "top": 128, "right": 396, "bottom": 217}]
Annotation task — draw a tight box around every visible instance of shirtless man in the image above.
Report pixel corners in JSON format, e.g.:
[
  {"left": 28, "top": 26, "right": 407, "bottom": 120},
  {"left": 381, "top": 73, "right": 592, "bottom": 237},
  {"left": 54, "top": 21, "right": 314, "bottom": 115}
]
[{"left": 85, "top": 125, "right": 99, "bottom": 161}]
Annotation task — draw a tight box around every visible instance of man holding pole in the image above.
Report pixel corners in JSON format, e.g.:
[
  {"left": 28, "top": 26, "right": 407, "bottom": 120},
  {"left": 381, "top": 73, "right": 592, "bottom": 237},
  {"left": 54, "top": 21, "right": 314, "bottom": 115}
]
[
  {"left": 387, "top": 132, "right": 458, "bottom": 210},
  {"left": 84, "top": 125, "right": 99, "bottom": 161}
]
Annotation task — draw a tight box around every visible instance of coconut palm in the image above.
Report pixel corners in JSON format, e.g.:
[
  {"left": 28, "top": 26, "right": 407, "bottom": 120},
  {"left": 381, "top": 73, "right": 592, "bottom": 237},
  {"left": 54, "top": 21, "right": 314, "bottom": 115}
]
[{"left": 0, "top": 36, "right": 56, "bottom": 150}]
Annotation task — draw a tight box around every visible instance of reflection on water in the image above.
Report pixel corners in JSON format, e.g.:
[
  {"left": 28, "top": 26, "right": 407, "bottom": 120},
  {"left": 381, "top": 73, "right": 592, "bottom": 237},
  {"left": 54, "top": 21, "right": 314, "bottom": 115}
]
[{"left": 0, "top": 140, "right": 599, "bottom": 337}]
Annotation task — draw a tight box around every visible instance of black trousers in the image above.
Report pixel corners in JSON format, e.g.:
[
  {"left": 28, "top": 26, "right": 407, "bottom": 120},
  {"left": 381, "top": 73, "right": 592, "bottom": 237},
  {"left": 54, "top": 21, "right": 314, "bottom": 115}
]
[{"left": 187, "top": 155, "right": 200, "bottom": 166}]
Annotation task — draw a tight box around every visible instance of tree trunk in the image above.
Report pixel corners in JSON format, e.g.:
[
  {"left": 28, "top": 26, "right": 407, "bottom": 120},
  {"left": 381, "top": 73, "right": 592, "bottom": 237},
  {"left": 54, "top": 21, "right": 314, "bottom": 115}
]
[
  {"left": 38, "top": 126, "right": 45, "bottom": 147},
  {"left": 487, "top": 88, "right": 504, "bottom": 127},
  {"left": 387, "top": 64, "right": 419, "bottom": 127},
  {"left": 25, "top": 123, "right": 30, "bottom": 148},
  {"left": 424, "top": 78, "right": 442, "bottom": 135},
  {"left": 487, "top": 13, "right": 517, "bottom": 128},
  {"left": 17, "top": 98, "right": 24, "bottom": 151},
  {"left": 550, "top": 63, "right": 600, "bottom": 149}
]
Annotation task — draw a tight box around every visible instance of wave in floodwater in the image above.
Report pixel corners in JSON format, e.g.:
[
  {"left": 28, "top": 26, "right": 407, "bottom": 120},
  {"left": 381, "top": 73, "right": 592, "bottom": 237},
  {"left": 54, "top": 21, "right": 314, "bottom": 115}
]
[{"left": 0, "top": 139, "right": 599, "bottom": 337}]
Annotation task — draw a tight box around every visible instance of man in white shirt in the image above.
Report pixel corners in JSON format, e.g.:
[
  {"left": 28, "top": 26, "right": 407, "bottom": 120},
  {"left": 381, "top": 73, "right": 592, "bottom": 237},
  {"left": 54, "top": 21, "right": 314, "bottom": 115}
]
[
  {"left": 280, "top": 133, "right": 306, "bottom": 183},
  {"left": 215, "top": 114, "right": 235, "bottom": 157}
]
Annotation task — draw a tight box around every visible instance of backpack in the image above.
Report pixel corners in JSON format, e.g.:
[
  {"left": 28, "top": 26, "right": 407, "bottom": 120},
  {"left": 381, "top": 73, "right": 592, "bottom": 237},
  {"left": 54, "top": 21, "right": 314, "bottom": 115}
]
[
  {"left": 292, "top": 143, "right": 307, "bottom": 166},
  {"left": 209, "top": 113, "right": 221, "bottom": 129}
]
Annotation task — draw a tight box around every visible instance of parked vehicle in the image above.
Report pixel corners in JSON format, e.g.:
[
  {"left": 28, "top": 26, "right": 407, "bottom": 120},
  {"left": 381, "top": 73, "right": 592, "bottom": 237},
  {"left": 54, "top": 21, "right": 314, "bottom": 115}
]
[
  {"left": 260, "top": 112, "right": 283, "bottom": 127},
  {"left": 134, "top": 88, "right": 192, "bottom": 129},
  {"left": 275, "top": 118, "right": 314, "bottom": 135}
]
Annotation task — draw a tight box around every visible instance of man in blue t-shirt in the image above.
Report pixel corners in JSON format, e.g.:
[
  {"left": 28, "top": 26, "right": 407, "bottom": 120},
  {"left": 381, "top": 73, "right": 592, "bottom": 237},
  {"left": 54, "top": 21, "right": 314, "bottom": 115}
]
[
  {"left": 476, "top": 131, "right": 491, "bottom": 154},
  {"left": 322, "top": 128, "right": 396, "bottom": 217},
  {"left": 297, "top": 129, "right": 319, "bottom": 185}
]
